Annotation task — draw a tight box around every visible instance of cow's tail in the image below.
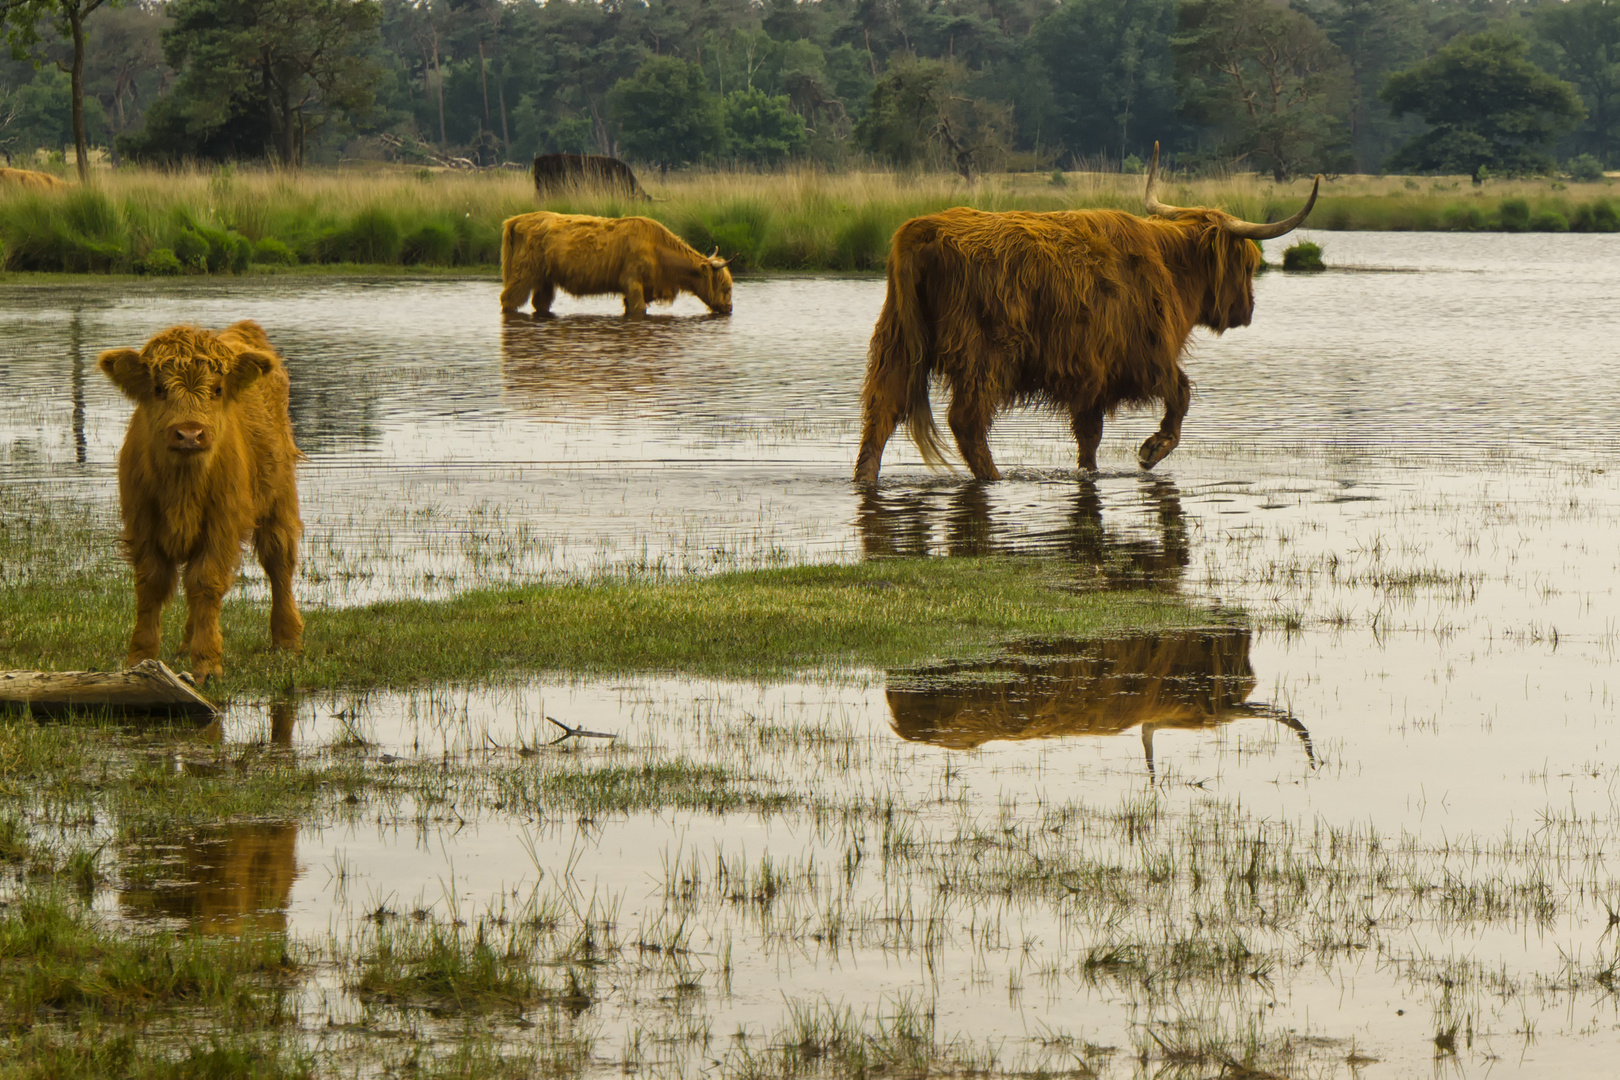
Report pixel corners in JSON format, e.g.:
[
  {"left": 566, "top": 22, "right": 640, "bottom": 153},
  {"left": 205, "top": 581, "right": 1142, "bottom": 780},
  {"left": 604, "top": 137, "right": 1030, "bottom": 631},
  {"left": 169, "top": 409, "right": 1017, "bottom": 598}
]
[
  {"left": 869, "top": 237, "right": 949, "bottom": 470},
  {"left": 500, "top": 216, "right": 520, "bottom": 278}
]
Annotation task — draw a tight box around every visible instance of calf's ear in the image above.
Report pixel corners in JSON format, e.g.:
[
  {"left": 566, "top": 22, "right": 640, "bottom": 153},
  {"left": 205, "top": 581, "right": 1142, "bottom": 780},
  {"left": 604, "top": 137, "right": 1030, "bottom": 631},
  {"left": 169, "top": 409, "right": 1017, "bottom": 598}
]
[
  {"left": 226, "top": 350, "right": 276, "bottom": 396},
  {"left": 97, "top": 349, "right": 150, "bottom": 400}
]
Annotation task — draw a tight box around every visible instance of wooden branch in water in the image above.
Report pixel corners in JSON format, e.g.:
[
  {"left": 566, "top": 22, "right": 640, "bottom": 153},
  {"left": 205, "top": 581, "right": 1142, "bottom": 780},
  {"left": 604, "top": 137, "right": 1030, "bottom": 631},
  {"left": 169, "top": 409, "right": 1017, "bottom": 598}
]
[{"left": 0, "top": 659, "right": 218, "bottom": 720}]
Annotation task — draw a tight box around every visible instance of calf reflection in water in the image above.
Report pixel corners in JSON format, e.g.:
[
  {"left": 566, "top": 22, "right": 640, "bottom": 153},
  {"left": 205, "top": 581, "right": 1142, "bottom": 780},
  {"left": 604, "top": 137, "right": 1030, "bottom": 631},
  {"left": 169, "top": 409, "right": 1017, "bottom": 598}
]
[
  {"left": 121, "top": 702, "right": 298, "bottom": 933},
  {"left": 120, "top": 822, "right": 298, "bottom": 934},
  {"left": 887, "top": 629, "right": 1313, "bottom": 776},
  {"left": 859, "top": 477, "right": 1189, "bottom": 589}
]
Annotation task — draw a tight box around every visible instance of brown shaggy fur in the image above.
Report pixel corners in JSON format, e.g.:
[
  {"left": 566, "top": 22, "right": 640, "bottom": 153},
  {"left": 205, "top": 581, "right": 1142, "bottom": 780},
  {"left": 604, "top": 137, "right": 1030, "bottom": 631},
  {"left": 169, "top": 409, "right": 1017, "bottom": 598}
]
[
  {"left": 886, "top": 629, "right": 1313, "bottom": 772},
  {"left": 0, "top": 166, "right": 68, "bottom": 189},
  {"left": 98, "top": 321, "right": 303, "bottom": 681},
  {"left": 854, "top": 205, "right": 1268, "bottom": 482},
  {"left": 499, "top": 211, "right": 733, "bottom": 317}
]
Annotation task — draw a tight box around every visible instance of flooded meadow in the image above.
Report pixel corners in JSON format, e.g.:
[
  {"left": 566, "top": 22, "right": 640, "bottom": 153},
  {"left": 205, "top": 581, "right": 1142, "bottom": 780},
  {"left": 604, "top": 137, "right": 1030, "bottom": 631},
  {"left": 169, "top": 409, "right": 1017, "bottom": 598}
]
[{"left": 3, "top": 231, "right": 1620, "bottom": 1077}]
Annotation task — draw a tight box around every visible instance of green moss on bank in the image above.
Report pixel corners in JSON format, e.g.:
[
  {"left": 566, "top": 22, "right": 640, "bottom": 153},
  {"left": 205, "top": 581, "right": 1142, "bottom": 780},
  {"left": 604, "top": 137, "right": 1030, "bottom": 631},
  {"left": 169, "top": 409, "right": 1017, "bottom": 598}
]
[{"left": 3, "top": 558, "right": 1224, "bottom": 696}]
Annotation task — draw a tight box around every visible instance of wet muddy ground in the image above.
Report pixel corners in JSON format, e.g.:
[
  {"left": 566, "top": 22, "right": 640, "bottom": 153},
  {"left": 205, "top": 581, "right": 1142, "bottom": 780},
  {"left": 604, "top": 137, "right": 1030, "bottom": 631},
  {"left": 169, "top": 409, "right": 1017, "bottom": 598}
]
[{"left": 4, "top": 231, "right": 1620, "bottom": 1076}]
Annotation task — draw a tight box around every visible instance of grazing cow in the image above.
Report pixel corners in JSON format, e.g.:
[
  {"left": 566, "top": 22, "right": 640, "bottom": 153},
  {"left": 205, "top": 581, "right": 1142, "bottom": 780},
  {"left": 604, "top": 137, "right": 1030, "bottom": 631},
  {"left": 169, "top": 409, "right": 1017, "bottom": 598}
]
[
  {"left": 0, "top": 166, "right": 68, "bottom": 189},
  {"left": 854, "top": 145, "right": 1319, "bottom": 482},
  {"left": 886, "top": 629, "right": 1315, "bottom": 774},
  {"left": 98, "top": 321, "right": 303, "bottom": 681},
  {"left": 500, "top": 211, "right": 733, "bottom": 317},
  {"left": 532, "top": 153, "right": 648, "bottom": 199}
]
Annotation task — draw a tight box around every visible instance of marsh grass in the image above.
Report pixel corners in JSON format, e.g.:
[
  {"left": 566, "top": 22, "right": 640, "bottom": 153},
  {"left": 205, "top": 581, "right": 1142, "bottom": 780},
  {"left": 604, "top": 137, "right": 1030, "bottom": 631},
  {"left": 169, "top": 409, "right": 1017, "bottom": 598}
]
[
  {"left": 2, "top": 166, "right": 1615, "bottom": 275},
  {"left": 2, "top": 491, "right": 1224, "bottom": 694}
]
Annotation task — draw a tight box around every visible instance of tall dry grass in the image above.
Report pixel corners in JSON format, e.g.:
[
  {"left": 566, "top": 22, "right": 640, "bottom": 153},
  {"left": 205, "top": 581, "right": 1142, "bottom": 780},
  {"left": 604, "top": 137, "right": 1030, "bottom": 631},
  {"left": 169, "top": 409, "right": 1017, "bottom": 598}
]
[{"left": 2, "top": 164, "right": 1616, "bottom": 275}]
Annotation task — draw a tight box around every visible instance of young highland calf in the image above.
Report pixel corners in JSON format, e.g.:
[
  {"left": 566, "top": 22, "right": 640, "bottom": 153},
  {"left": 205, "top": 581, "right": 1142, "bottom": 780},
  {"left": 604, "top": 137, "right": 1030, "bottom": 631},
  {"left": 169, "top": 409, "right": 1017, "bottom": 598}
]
[{"left": 98, "top": 321, "right": 304, "bottom": 681}]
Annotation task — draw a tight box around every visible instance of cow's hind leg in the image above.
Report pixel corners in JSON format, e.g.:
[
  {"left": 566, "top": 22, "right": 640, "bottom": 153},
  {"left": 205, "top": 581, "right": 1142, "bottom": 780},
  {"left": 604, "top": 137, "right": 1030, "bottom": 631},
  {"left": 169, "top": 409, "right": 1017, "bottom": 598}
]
[
  {"left": 499, "top": 272, "right": 534, "bottom": 314},
  {"left": 531, "top": 282, "right": 555, "bottom": 316},
  {"left": 1138, "top": 370, "right": 1191, "bottom": 470},
  {"left": 947, "top": 393, "right": 1000, "bottom": 482},
  {"left": 127, "top": 546, "right": 177, "bottom": 666},
  {"left": 1071, "top": 404, "right": 1105, "bottom": 472},
  {"left": 854, "top": 358, "right": 910, "bottom": 484},
  {"left": 255, "top": 508, "right": 304, "bottom": 652}
]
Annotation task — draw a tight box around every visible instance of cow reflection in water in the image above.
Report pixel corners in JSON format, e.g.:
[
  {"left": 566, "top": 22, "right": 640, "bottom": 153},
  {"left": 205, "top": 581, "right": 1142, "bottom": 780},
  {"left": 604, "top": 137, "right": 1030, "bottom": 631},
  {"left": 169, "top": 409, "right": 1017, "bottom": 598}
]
[
  {"left": 887, "top": 629, "right": 1313, "bottom": 775},
  {"left": 120, "top": 703, "right": 298, "bottom": 933},
  {"left": 859, "top": 477, "right": 1189, "bottom": 590},
  {"left": 501, "top": 310, "right": 725, "bottom": 418}
]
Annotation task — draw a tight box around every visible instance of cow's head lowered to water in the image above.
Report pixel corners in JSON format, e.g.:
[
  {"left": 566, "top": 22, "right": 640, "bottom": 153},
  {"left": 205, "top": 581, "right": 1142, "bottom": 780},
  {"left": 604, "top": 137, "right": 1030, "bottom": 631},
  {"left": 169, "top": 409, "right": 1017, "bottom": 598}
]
[{"left": 98, "top": 325, "right": 277, "bottom": 467}]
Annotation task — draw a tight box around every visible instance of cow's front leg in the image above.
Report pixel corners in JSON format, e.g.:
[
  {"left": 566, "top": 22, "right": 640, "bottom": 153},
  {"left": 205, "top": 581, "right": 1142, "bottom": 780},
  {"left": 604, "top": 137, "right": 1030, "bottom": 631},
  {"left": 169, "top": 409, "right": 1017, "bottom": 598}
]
[
  {"left": 127, "top": 547, "right": 177, "bottom": 666},
  {"left": 255, "top": 511, "right": 304, "bottom": 652},
  {"left": 1071, "top": 404, "right": 1105, "bottom": 472},
  {"left": 1138, "top": 371, "right": 1191, "bottom": 470},
  {"left": 947, "top": 393, "right": 1000, "bottom": 481},
  {"left": 622, "top": 281, "right": 647, "bottom": 318},
  {"left": 182, "top": 546, "right": 241, "bottom": 681}
]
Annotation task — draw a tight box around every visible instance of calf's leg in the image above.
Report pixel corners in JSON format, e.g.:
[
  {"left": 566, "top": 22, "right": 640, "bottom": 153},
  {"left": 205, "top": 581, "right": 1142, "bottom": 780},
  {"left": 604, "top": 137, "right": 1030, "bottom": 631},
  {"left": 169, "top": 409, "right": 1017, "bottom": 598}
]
[
  {"left": 1070, "top": 404, "right": 1105, "bottom": 472},
  {"left": 255, "top": 509, "right": 304, "bottom": 651},
  {"left": 947, "top": 393, "right": 1000, "bottom": 482},
  {"left": 182, "top": 542, "right": 242, "bottom": 681},
  {"left": 127, "top": 547, "right": 177, "bottom": 666},
  {"left": 1138, "top": 370, "right": 1191, "bottom": 470}
]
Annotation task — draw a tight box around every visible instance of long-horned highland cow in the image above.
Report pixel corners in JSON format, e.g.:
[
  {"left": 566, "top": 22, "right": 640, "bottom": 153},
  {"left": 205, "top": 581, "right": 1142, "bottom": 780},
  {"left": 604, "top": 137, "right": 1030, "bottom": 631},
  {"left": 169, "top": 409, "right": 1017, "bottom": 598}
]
[
  {"left": 854, "top": 145, "right": 1319, "bottom": 482},
  {"left": 98, "top": 321, "right": 304, "bottom": 681},
  {"left": 499, "top": 211, "right": 733, "bottom": 318}
]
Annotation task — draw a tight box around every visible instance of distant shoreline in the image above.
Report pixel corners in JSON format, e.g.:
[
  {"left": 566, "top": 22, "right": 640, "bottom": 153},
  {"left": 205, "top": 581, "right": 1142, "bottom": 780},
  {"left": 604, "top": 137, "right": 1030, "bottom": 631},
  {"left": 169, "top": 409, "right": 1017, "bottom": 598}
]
[{"left": 2, "top": 167, "right": 1615, "bottom": 278}]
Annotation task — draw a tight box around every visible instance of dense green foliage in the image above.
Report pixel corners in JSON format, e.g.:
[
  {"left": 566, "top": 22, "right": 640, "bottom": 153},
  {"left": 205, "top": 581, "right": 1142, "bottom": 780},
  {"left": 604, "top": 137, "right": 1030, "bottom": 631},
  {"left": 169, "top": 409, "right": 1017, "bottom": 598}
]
[
  {"left": 5, "top": 0, "right": 1620, "bottom": 177},
  {"left": 1383, "top": 31, "right": 1586, "bottom": 176}
]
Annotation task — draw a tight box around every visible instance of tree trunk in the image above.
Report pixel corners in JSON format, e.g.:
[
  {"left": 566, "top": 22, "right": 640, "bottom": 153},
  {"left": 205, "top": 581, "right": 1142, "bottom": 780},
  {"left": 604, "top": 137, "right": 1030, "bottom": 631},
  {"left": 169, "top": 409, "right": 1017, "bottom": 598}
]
[
  {"left": 478, "top": 40, "right": 491, "bottom": 134},
  {"left": 434, "top": 38, "right": 448, "bottom": 147},
  {"left": 68, "top": 7, "right": 89, "bottom": 181}
]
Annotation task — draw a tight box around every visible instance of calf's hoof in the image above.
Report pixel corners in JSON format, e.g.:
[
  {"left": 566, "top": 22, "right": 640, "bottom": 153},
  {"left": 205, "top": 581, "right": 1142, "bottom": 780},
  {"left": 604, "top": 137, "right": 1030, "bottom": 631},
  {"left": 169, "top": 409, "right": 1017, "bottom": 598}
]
[{"left": 1137, "top": 435, "right": 1178, "bottom": 470}]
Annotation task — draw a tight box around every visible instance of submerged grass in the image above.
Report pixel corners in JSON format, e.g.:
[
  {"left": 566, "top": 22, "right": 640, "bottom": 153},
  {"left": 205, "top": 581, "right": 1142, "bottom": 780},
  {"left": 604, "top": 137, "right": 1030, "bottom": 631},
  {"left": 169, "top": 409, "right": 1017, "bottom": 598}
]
[{"left": 2, "top": 166, "right": 1614, "bottom": 276}]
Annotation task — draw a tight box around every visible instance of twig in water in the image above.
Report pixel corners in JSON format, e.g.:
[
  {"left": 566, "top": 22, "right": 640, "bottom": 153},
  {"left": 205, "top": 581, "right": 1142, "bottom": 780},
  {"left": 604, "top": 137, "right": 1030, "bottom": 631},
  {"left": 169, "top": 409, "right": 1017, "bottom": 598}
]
[{"left": 548, "top": 715, "right": 618, "bottom": 745}]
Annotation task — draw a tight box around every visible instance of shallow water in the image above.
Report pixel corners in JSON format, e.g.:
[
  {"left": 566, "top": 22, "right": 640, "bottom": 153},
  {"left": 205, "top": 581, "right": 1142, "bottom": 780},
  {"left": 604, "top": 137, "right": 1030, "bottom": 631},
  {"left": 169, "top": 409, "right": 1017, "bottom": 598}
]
[{"left": 6, "top": 231, "right": 1620, "bottom": 1076}]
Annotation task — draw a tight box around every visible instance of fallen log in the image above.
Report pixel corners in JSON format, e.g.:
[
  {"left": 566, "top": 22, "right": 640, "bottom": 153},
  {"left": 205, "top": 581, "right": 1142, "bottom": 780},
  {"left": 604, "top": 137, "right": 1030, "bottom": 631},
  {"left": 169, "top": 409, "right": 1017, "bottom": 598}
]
[{"left": 0, "top": 659, "right": 218, "bottom": 720}]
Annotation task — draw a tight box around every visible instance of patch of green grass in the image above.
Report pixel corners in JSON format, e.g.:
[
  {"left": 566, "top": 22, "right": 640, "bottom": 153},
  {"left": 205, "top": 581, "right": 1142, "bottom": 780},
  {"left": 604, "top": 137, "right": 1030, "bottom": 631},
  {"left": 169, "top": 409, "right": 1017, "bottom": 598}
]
[
  {"left": 5, "top": 556, "right": 1224, "bottom": 695},
  {"left": 0, "top": 890, "right": 295, "bottom": 1023}
]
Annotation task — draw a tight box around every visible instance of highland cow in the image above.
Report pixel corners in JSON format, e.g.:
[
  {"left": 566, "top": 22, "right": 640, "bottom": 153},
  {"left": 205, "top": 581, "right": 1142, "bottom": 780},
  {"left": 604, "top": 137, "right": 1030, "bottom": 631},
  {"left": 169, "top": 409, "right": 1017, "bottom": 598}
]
[
  {"left": 499, "top": 211, "right": 733, "bottom": 317},
  {"left": 854, "top": 145, "right": 1319, "bottom": 481},
  {"left": 98, "top": 321, "right": 303, "bottom": 681}
]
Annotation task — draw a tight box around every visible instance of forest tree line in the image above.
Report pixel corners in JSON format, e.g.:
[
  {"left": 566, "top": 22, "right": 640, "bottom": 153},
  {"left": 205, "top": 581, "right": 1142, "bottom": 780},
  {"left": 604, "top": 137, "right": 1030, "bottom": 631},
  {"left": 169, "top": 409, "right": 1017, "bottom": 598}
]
[{"left": 2, "top": 0, "right": 1616, "bottom": 181}]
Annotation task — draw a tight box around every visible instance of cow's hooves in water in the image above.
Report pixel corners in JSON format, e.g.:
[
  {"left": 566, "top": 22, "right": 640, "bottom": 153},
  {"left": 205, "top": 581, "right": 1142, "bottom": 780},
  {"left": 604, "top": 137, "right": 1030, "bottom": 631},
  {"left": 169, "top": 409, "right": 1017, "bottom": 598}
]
[{"left": 1137, "top": 437, "right": 1176, "bottom": 469}]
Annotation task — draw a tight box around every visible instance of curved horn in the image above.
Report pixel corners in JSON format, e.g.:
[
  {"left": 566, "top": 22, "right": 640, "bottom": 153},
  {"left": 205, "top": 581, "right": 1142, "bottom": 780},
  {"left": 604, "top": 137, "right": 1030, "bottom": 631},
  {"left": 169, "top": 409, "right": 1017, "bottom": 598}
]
[
  {"left": 1222, "top": 174, "right": 1322, "bottom": 240},
  {"left": 1144, "top": 141, "right": 1183, "bottom": 216},
  {"left": 708, "top": 247, "right": 719, "bottom": 259}
]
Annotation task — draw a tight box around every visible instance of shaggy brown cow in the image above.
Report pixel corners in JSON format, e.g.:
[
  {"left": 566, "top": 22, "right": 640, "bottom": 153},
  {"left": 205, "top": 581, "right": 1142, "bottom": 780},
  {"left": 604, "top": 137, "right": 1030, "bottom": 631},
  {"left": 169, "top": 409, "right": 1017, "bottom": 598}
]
[
  {"left": 886, "top": 629, "right": 1314, "bottom": 774},
  {"left": 98, "top": 321, "right": 303, "bottom": 681},
  {"left": 854, "top": 145, "right": 1319, "bottom": 482},
  {"left": 120, "top": 822, "right": 298, "bottom": 934},
  {"left": 500, "top": 211, "right": 733, "bottom": 317},
  {"left": 531, "top": 153, "right": 648, "bottom": 199},
  {"left": 0, "top": 166, "right": 67, "bottom": 188}
]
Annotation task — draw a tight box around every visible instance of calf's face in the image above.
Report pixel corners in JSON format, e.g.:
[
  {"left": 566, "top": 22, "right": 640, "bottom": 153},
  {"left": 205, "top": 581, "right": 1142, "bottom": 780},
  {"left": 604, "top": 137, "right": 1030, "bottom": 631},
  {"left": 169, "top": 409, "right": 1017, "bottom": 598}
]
[{"left": 98, "top": 327, "right": 273, "bottom": 464}]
